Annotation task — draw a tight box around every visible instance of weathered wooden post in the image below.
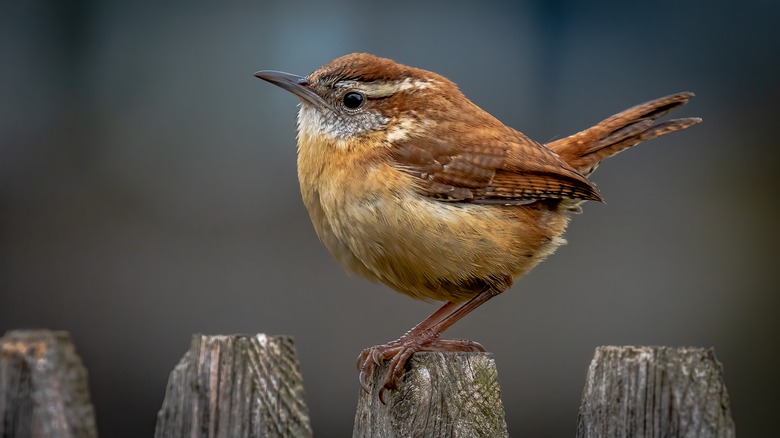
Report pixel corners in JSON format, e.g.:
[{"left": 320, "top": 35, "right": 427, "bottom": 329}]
[
  {"left": 577, "top": 346, "right": 735, "bottom": 438},
  {"left": 353, "top": 352, "right": 508, "bottom": 438},
  {"left": 0, "top": 329, "right": 98, "bottom": 438},
  {"left": 155, "top": 334, "right": 312, "bottom": 438}
]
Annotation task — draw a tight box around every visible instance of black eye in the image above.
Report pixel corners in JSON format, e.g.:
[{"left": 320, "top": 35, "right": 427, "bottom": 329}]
[{"left": 343, "top": 92, "right": 364, "bottom": 109}]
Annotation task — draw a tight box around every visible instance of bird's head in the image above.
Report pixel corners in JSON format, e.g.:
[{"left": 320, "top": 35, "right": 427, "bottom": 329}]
[{"left": 255, "top": 53, "right": 471, "bottom": 148}]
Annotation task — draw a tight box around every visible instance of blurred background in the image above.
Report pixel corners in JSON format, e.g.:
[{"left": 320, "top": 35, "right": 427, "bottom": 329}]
[{"left": 2, "top": 0, "right": 778, "bottom": 435}]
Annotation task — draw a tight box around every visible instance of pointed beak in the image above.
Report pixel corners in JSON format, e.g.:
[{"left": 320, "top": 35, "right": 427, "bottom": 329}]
[{"left": 254, "top": 70, "right": 327, "bottom": 108}]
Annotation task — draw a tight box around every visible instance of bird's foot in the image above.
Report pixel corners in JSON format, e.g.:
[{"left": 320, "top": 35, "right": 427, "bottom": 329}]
[{"left": 356, "top": 334, "right": 485, "bottom": 403}]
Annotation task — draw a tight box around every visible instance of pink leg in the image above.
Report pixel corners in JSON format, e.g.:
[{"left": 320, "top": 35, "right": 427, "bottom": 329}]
[
  {"left": 356, "top": 301, "right": 460, "bottom": 391},
  {"left": 356, "top": 286, "right": 501, "bottom": 401}
]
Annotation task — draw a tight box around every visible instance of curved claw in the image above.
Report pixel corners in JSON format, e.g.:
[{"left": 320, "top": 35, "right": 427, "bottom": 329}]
[
  {"left": 357, "top": 345, "right": 395, "bottom": 394},
  {"left": 371, "top": 348, "right": 383, "bottom": 366},
  {"left": 356, "top": 337, "right": 488, "bottom": 401},
  {"left": 378, "top": 386, "right": 389, "bottom": 405},
  {"left": 358, "top": 369, "right": 372, "bottom": 394},
  {"left": 383, "top": 347, "right": 415, "bottom": 391},
  {"left": 357, "top": 349, "right": 377, "bottom": 393},
  {"left": 356, "top": 349, "right": 369, "bottom": 371}
]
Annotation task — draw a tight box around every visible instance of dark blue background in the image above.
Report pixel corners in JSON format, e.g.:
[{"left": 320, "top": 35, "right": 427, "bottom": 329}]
[{"left": 2, "top": 0, "right": 778, "bottom": 435}]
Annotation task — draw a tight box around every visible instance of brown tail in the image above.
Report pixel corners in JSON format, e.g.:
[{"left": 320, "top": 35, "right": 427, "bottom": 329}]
[{"left": 546, "top": 92, "right": 701, "bottom": 176}]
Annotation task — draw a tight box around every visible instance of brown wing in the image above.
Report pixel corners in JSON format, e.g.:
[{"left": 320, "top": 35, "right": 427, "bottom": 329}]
[{"left": 390, "top": 129, "right": 603, "bottom": 204}]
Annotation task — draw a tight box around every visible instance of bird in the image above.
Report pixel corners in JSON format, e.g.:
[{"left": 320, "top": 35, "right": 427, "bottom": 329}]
[{"left": 254, "top": 52, "right": 700, "bottom": 401}]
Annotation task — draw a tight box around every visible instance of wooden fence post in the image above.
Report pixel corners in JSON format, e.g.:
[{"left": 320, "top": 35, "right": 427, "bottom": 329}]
[
  {"left": 155, "top": 334, "right": 312, "bottom": 438},
  {"left": 353, "top": 352, "right": 508, "bottom": 438},
  {"left": 576, "top": 346, "right": 735, "bottom": 438},
  {"left": 0, "top": 329, "right": 98, "bottom": 438},
  {"left": 0, "top": 330, "right": 739, "bottom": 437}
]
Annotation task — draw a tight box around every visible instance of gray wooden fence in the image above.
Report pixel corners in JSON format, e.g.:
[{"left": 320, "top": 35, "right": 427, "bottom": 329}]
[{"left": 0, "top": 329, "right": 735, "bottom": 437}]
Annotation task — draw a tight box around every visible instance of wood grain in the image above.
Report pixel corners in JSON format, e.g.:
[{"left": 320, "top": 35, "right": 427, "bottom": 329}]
[
  {"left": 155, "top": 334, "right": 312, "bottom": 438},
  {"left": 577, "top": 346, "right": 735, "bottom": 438},
  {"left": 354, "top": 352, "right": 508, "bottom": 438},
  {"left": 0, "top": 329, "right": 97, "bottom": 438}
]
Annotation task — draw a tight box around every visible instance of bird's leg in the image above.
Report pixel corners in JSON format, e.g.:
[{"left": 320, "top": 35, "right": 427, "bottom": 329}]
[
  {"left": 356, "top": 301, "right": 460, "bottom": 390},
  {"left": 357, "top": 286, "right": 501, "bottom": 401}
]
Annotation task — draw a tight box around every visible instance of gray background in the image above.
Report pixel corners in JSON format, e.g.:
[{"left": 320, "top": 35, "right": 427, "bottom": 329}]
[{"left": 2, "top": 0, "right": 778, "bottom": 436}]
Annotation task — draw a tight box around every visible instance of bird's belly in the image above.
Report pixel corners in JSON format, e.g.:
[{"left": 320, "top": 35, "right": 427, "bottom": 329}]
[{"left": 318, "top": 188, "right": 570, "bottom": 302}]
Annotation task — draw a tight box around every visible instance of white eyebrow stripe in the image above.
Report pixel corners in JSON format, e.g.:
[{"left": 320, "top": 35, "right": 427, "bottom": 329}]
[{"left": 335, "top": 78, "right": 434, "bottom": 98}]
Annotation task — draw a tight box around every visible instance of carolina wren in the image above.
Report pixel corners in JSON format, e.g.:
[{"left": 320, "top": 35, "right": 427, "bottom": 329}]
[{"left": 255, "top": 53, "right": 700, "bottom": 400}]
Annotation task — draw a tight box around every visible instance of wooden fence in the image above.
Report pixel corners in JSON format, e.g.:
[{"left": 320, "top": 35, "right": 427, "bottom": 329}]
[{"left": 0, "top": 330, "right": 735, "bottom": 437}]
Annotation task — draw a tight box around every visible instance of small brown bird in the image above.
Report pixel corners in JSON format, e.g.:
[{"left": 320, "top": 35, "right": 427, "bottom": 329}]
[{"left": 255, "top": 53, "right": 700, "bottom": 400}]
